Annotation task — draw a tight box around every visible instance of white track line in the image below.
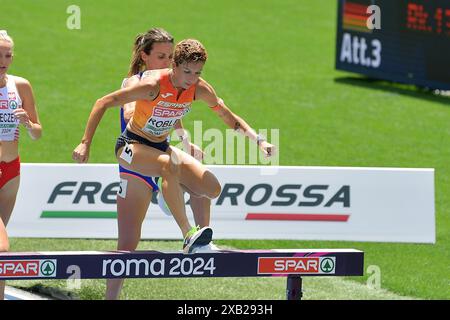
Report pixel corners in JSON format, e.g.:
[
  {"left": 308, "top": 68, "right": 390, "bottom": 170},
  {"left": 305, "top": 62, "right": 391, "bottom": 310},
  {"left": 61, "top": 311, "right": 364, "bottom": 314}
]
[{"left": 4, "top": 286, "right": 53, "bottom": 300}]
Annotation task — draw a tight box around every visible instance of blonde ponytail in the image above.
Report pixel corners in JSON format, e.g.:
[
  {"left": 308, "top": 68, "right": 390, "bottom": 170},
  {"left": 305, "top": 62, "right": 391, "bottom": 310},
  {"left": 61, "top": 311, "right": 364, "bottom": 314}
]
[{"left": 0, "top": 30, "right": 14, "bottom": 46}]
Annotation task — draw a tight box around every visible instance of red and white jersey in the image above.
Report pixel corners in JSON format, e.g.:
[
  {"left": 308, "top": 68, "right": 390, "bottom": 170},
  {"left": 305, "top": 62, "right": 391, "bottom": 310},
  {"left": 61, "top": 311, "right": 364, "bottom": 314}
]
[{"left": 0, "top": 75, "right": 22, "bottom": 141}]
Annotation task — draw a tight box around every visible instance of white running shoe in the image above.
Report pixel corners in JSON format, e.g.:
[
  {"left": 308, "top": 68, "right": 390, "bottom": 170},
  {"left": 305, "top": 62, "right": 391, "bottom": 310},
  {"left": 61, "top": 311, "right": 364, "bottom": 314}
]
[{"left": 190, "top": 242, "right": 220, "bottom": 253}]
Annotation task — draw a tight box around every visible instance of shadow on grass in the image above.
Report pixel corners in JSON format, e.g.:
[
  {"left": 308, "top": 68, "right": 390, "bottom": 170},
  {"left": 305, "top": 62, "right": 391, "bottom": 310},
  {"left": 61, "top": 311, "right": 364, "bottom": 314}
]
[
  {"left": 13, "top": 283, "right": 79, "bottom": 300},
  {"left": 334, "top": 76, "right": 450, "bottom": 106}
]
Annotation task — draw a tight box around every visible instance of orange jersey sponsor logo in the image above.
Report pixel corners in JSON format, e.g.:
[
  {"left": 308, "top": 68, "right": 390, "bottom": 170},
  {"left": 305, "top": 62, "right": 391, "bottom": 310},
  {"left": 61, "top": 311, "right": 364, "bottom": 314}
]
[{"left": 131, "top": 69, "right": 195, "bottom": 139}]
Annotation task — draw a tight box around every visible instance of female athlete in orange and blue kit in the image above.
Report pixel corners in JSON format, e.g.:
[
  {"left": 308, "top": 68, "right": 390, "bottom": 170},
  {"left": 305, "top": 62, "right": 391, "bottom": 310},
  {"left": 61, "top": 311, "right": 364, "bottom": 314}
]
[
  {"left": 117, "top": 29, "right": 212, "bottom": 254},
  {"left": 73, "top": 38, "right": 275, "bottom": 255},
  {"left": 108, "top": 28, "right": 215, "bottom": 299}
]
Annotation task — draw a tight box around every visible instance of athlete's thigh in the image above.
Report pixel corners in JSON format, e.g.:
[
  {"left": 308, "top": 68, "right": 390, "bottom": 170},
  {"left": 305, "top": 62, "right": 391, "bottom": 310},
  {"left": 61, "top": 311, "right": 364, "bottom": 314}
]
[
  {"left": 0, "top": 176, "right": 20, "bottom": 226},
  {"left": 117, "top": 173, "right": 153, "bottom": 224},
  {"left": 167, "top": 146, "right": 219, "bottom": 192},
  {"left": 167, "top": 146, "right": 207, "bottom": 178},
  {"left": 116, "top": 143, "right": 170, "bottom": 178},
  {"left": 0, "top": 218, "right": 8, "bottom": 251},
  {"left": 116, "top": 174, "right": 153, "bottom": 249}
]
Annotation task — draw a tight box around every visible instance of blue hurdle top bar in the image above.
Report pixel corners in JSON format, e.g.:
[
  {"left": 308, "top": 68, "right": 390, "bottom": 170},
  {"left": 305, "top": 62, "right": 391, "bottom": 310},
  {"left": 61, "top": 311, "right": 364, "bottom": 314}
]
[{"left": 0, "top": 249, "right": 364, "bottom": 280}]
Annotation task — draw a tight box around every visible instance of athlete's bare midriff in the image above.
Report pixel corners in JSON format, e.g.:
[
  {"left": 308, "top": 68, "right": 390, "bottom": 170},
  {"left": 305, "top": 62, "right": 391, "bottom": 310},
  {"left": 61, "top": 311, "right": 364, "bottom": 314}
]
[{"left": 0, "top": 141, "right": 19, "bottom": 162}]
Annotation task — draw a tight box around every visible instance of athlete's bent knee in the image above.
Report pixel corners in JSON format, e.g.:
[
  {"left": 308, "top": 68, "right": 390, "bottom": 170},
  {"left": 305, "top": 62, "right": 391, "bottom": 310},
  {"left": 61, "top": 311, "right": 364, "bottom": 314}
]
[
  {"left": 204, "top": 171, "right": 222, "bottom": 199},
  {"left": 211, "top": 181, "right": 222, "bottom": 199}
]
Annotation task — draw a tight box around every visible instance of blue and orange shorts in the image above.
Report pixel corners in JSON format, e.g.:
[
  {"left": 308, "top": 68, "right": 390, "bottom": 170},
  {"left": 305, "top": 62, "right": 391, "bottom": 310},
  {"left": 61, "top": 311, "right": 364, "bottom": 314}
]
[
  {"left": 116, "top": 129, "right": 169, "bottom": 192},
  {"left": 119, "top": 165, "right": 159, "bottom": 191}
]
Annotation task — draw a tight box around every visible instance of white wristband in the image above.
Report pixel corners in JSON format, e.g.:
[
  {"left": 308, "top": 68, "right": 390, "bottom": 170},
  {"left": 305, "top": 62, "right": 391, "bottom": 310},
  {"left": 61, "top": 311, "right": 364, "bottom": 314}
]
[{"left": 256, "top": 134, "right": 266, "bottom": 146}]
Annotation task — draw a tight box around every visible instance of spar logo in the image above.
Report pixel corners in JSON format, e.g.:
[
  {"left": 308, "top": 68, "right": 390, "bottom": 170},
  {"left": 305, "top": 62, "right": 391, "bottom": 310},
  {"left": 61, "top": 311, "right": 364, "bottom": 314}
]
[
  {"left": 0, "top": 100, "right": 8, "bottom": 110},
  {"left": 9, "top": 100, "right": 18, "bottom": 110},
  {"left": 153, "top": 106, "right": 189, "bottom": 118},
  {"left": 0, "top": 259, "right": 57, "bottom": 278},
  {"left": 257, "top": 257, "right": 336, "bottom": 274}
]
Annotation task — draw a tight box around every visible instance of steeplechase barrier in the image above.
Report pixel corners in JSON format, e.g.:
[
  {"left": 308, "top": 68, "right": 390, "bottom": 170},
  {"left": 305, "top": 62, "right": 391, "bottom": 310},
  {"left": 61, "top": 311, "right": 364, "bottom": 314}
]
[{"left": 0, "top": 249, "right": 364, "bottom": 300}]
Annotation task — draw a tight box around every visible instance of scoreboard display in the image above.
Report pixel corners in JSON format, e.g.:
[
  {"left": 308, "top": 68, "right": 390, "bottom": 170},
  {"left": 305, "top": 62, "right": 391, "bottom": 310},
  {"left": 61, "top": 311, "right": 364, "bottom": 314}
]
[{"left": 335, "top": 0, "right": 450, "bottom": 90}]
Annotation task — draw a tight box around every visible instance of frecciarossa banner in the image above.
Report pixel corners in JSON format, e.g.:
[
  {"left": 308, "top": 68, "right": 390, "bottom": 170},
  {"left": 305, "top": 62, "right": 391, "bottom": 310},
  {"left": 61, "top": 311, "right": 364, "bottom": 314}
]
[{"left": 7, "top": 164, "right": 435, "bottom": 243}]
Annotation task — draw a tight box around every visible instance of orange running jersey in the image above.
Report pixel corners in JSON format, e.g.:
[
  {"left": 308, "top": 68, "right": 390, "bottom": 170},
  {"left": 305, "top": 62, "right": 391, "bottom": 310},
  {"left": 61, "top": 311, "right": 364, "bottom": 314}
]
[{"left": 128, "top": 69, "right": 195, "bottom": 142}]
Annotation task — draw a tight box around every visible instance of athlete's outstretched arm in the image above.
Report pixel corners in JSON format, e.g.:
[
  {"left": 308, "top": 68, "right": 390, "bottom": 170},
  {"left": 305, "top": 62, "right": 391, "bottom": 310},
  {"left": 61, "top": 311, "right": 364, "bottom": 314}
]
[
  {"left": 72, "top": 79, "right": 159, "bottom": 163},
  {"left": 13, "top": 77, "right": 42, "bottom": 140},
  {"left": 121, "top": 75, "right": 141, "bottom": 124},
  {"left": 195, "top": 79, "right": 276, "bottom": 158}
]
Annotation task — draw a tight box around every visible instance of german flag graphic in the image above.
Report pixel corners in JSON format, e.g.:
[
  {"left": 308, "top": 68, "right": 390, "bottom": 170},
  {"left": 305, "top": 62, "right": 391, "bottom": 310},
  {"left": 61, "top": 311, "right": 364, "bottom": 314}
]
[{"left": 342, "top": 0, "right": 373, "bottom": 33}]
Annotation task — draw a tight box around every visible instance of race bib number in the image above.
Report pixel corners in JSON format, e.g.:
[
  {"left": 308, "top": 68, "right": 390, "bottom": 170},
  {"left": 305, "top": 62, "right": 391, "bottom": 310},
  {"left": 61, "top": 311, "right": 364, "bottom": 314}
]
[
  {"left": 120, "top": 143, "right": 134, "bottom": 164},
  {"left": 117, "top": 178, "right": 128, "bottom": 198},
  {"left": 0, "top": 106, "right": 19, "bottom": 141}
]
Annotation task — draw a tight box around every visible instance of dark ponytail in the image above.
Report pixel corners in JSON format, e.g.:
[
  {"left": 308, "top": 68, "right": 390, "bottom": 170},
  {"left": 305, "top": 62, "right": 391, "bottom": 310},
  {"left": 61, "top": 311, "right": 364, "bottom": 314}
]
[{"left": 128, "top": 28, "right": 174, "bottom": 77}]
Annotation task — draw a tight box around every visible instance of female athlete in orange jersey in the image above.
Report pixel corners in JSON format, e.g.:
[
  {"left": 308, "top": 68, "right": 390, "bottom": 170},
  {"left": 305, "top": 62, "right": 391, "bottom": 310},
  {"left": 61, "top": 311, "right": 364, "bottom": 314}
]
[
  {"left": 73, "top": 38, "right": 275, "bottom": 255},
  {"left": 0, "top": 31, "right": 42, "bottom": 300},
  {"left": 107, "top": 28, "right": 215, "bottom": 300}
]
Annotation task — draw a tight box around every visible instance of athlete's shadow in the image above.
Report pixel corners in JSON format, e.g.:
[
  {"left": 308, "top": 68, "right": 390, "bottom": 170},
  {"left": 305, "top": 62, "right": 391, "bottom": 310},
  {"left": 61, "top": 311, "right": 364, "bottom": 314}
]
[{"left": 334, "top": 76, "right": 450, "bottom": 107}]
